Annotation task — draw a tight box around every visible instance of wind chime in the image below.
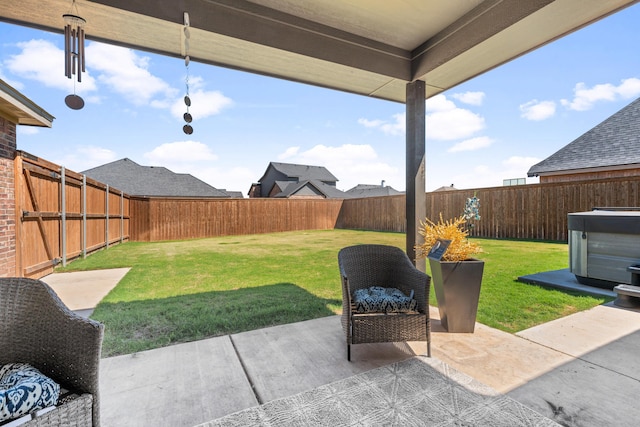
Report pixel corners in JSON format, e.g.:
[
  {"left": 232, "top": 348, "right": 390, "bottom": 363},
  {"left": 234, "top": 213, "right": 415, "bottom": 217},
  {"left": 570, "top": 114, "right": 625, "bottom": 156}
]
[
  {"left": 62, "top": 0, "right": 86, "bottom": 110},
  {"left": 182, "top": 12, "right": 194, "bottom": 134}
]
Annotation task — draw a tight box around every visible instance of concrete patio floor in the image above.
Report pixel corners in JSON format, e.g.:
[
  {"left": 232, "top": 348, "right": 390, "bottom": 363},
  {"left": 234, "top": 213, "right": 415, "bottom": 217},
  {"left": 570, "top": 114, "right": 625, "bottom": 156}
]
[{"left": 42, "top": 269, "right": 640, "bottom": 427}]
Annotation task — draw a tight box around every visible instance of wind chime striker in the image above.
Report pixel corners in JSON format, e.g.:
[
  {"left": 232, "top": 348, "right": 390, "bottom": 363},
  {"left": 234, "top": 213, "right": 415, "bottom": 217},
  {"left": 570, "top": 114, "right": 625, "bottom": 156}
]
[{"left": 63, "top": 0, "right": 86, "bottom": 110}]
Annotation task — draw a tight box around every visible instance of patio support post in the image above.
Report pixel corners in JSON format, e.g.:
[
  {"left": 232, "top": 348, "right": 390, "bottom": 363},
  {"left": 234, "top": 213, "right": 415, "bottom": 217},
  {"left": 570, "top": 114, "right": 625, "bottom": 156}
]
[{"left": 406, "top": 80, "right": 426, "bottom": 271}]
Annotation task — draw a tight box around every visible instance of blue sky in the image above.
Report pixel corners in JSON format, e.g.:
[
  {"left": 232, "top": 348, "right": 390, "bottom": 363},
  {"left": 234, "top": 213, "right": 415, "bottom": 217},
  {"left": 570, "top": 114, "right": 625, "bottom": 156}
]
[{"left": 2, "top": 4, "right": 640, "bottom": 195}]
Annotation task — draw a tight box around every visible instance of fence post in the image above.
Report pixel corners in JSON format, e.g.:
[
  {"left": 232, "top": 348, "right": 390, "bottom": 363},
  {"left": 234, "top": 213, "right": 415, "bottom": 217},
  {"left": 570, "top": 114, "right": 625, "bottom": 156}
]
[
  {"left": 61, "top": 166, "right": 66, "bottom": 267},
  {"left": 120, "top": 191, "right": 124, "bottom": 243},
  {"left": 82, "top": 174, "right": 87, "bottom": 259},
  {"left": 105, "top": 184, "right": 109, "bottom": 249}
]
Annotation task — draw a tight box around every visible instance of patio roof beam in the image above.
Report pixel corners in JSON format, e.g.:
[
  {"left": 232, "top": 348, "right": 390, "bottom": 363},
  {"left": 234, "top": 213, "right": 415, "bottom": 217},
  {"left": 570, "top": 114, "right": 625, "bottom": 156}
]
[
  {"left": 410, "top": 0, "right": 554, "bottom": 79},
  {"left": 89, "top": 0, "right": 412, "bottom": 81}
]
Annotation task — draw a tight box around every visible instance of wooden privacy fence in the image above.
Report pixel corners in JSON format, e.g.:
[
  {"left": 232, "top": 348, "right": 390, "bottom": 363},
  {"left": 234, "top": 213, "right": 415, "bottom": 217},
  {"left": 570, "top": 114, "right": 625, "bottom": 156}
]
[
  {"left": 337, "top": 176, "right": 640, "bottom": 241},
  {"left": 14, "top": 152, "right": 130, "bottom": 278},
  {"left": 12, "top": 148, "right": 640, "bottom": 277},
  {"left": 335, "top": 195, "right": 406, "bottom": 232},
  {"left": 130, "top": 197, "right": 343, "bottom": 241}
]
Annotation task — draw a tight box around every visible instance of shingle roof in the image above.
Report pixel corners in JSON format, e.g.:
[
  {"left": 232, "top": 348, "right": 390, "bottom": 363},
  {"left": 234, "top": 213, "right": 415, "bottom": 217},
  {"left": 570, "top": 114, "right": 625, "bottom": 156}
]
[
  {"left": 267, "top": 162, "right": 338, "bottom": 183},
  {"left": 345, "top": 184, "right": 403, "bottom": 198},
  {"left": 528, "top": 97, "right": 640, "bottom": 176},
  {"left": 82, "top": 158, "right": 233, "bottom": 197}
]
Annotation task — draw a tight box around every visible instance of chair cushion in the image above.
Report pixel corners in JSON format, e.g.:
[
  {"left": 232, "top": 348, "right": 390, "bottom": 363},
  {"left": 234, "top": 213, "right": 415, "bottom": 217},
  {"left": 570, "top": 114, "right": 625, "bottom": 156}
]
[
  {"left": 352, "top": 286, "right": 417, "bottom": 313},
  {"left": 0, "top": 363, "right": 60, "bottom": 423}
]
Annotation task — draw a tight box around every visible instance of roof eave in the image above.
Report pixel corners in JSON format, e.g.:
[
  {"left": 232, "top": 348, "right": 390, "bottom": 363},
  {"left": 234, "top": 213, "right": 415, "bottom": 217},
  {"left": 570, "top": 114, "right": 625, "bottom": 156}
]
[
  {"left": 0, "top": 79, "right": 54, "bottom": 127},
  {"left": 531, "top": 163, "right": 640, "bottom": 177}
]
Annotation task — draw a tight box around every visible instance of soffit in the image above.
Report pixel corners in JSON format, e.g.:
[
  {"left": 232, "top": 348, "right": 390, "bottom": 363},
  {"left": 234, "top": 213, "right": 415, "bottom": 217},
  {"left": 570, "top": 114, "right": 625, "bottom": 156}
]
[
  {"left": 1, "top": 0, "right": 638, "bottom": 103},
  {"left": 0, "top": 80, "right": 54, "bottom": 127}
]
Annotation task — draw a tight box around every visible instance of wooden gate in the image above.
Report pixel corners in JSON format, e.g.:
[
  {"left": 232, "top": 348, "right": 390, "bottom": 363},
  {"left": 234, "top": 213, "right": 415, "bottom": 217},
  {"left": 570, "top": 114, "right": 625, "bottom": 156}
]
[{"left": 14, "top": 151, "right": 130, "bottom": 278}]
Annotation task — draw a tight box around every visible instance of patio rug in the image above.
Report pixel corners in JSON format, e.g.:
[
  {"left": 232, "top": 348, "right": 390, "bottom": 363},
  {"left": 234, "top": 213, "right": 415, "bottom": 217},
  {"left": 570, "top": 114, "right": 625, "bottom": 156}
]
[{"left": 197, "top": 356, "right": 559, "bottom": 426}]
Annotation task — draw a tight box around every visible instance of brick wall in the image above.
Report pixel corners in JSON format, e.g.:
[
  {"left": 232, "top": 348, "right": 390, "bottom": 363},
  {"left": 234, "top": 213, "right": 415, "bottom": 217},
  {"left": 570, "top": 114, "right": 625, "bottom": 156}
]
[{"left": 0, "top": 116, "right": 16, "bottom": 277}]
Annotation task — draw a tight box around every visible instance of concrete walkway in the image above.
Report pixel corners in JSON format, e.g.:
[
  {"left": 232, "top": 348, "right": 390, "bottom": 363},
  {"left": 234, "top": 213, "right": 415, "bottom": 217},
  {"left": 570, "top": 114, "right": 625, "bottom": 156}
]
[
  {"left": 43, "top": 269, "right": 640, "bottom": 427},
  {"left": 41, "top": 268, "right": 129, "bottom": 317}
]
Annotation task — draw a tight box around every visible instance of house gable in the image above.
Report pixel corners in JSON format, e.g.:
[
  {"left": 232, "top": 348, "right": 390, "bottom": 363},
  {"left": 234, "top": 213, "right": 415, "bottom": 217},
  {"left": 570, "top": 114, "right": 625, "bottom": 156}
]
[{"left": 253, "top": 161, "right": 343, "bottom": 198}]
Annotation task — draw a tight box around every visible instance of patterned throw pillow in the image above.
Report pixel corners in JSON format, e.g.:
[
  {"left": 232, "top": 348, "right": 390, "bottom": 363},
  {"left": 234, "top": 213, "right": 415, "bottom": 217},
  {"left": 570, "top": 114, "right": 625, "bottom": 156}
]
[
  {"left": 0, "top": 363, "right": 60, "bottom": 423},
  {"left": 352, "top": 286, "right": 417, "bottom": 313}
]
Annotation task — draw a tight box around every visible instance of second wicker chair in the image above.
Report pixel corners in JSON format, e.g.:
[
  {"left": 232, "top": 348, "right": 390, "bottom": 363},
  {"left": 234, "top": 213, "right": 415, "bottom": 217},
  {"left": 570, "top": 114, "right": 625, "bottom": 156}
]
[{"left": 0, "top": 277, "right": 104, "bottom": 426}]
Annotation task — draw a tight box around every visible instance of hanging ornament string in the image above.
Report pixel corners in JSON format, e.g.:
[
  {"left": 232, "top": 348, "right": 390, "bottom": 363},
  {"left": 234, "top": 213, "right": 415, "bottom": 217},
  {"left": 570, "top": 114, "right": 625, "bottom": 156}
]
[{"left": 183, "top": 12, "right": 193, "bottom": 135}]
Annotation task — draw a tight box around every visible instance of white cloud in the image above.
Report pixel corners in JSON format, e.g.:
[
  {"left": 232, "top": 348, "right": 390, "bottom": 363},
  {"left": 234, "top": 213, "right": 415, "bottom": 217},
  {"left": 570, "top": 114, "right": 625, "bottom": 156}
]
[
  {"left": 426, "top": 107, "right": 485, "bottom": 141},
  {"left": 357, "top": 118, "right": 385, "bottom": 128},
  {"left": 144, "top": 141, "right": 218, "bottom": 163},
  {"left": 278, "top": 146, "right": 300, "bottom": 159},
  {"left": 277, "top": 144, "right": 403, "bottom": 191},
  {"left": 357, "top": 114, "right": 404, "bottom": 136},
  {"left": 425, "top": 94, "right": 456, "bottom": 112},
  {"left": 3, "top": 39, "right": 233, "bottom": 117},
  {"left": 86, "top": 42, "right": 176, "bottom": 106},
  {"left": 5, "top": 39, "right": 97, "bottom": 94},
  {"left": 617, "top": 77, "right": 640, "bottom": 97},
  {"left": 358, "top": 95, "right": 484, "bottom": 141},
  {"left": 520, "top": 100, "right": 556, "bottom": 121},
  {"left": 170, "top": 89, "right": 233, "bottom": 121},
  {"left": 448, "top": 136, "right": 493, "bottom": 153},
  {"left": 0, "top": 64, "right": 24, "bottom": 90},
  {"left": 452, "top": 91, "right": 485, "bottom": 106},
  {"left": 17, "top": 126, "right": 40, "bottom": 136},
  {"left": 428, "top": 155, "right": 541, "bottom": 191},
  {"left": 142, "top": 141, "right": 251, "bottom": 194},
  {"left": 425, "top": 94, "right": 485, "bottom": 140},
  {"left": 53, "top": 146, "right": 118, "bottom": 173},
  {"left": 192, "top": 166, "right": 255, "bottom": 194},
  {"left": 379, "top": 113, "right": 405, "bottom": 136},
  {"left": 561, "top": 78, "right": 640, "bottom": 111}
]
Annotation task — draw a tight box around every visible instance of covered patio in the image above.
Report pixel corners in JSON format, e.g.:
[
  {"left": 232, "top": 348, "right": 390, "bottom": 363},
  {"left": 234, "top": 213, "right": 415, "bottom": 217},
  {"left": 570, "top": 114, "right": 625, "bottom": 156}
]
[
  {"left": 3, "top": 0, "right": 638, "bottom": 266},
  {"left": 4, "top": 1, "right": 640, "bottom": 426},
  {"left": 43, "top": 268, "right": 640, "bottom": 426}
]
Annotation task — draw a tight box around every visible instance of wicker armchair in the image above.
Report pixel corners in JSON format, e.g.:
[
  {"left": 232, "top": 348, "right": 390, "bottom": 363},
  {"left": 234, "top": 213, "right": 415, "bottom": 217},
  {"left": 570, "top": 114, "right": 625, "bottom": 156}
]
[
  {"left": 0, "top": 277, "right": 104, "bottom": 426},
  {"left": 338, "top": 244, "right": 431, "bottom": 361}
]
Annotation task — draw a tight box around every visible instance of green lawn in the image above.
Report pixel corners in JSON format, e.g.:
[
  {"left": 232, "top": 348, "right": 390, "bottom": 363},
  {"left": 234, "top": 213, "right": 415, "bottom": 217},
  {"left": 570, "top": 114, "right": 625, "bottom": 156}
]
[{"left": 57, "top": 230, "right": 611, "bottom": 356}]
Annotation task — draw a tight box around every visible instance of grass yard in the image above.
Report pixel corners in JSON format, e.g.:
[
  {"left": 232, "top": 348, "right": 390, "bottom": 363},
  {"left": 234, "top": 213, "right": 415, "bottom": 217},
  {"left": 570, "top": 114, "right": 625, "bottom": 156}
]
[{"left": 57, "top": 229, "right": 611, "bottom": 356}]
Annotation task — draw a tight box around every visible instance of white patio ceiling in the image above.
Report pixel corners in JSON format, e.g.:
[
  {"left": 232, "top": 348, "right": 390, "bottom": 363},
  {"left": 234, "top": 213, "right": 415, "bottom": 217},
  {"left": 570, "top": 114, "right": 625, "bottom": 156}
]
[{"left": 2, "top": 0, "right": 638, "bottom": 103}]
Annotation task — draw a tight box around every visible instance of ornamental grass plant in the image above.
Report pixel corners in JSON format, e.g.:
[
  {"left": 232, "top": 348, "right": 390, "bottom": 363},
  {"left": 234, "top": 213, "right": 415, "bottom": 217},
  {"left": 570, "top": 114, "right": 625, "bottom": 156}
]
[{"left": 415, "top": 214, "right": 482, "bottom": 262}]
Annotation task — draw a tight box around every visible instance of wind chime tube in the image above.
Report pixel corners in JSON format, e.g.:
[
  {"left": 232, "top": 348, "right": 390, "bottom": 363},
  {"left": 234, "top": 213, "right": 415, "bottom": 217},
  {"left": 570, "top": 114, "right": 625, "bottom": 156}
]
[
  {"left": 72, "top": 28, "right": 77, "bottom": 77},
  {"left": 64, "top": 24, "right": 71, "bottom": 78},
  {"left": 63, "top": 13, "right": 86, "bottom": 83},
  {"left": 79, "top": 27, "right": 85, "bottom": 74}
]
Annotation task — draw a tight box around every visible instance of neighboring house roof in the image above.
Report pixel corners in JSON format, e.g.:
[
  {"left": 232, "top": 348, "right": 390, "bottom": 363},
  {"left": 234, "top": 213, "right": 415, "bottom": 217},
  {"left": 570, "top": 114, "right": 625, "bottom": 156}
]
[
  {"left": 528, "top": 97, "right": 640, "bottom": 177},
  {"left": 255, "top": 162, "right": 401, "bottom": 199},
  {"left": 253, "top": 161, "right": 344, "bottom": 198},
  {"left": 224, "top": 191, "right": 245, "bottom": 198},
  {"left": 82, "top": 158, "right": 234, "bottom": 197},
  {"left": 433, "top": 185, "right": 458, "bottom": 192},
  {"left": 259, "top": 162, "right": 338, "bottom": 184},
  {"left": 345, "top": 184, "right": 403, "bottom": 198}
]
